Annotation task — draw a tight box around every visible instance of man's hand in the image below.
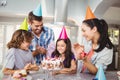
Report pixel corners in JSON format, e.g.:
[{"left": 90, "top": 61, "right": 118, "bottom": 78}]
[
  {"left": 32, "top": 46, "right": 47, "bottom": 56},
  {"left": 36, "top": 46, "right": 47, "bottom": 54}
]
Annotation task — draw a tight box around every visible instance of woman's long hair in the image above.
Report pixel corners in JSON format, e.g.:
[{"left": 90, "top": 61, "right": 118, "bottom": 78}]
[
  {"left": 52, "top": 38, "right": 74, "bottom": 68},
  {"left": 83, "top": 18, "right": 114, "bottom": 52}
]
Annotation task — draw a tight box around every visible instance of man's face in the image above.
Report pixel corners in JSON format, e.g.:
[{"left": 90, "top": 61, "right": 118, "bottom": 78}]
[{"left": 30, "top": 20, "right": 43, "bottom": 35}]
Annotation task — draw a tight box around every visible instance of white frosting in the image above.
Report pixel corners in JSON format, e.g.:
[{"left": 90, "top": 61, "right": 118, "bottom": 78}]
[
  {"left": 20, "top": 70, "right": 27, "bottom": 75},
  {"left": 41, "top": 58, "right": 63, "bottom": 70}
]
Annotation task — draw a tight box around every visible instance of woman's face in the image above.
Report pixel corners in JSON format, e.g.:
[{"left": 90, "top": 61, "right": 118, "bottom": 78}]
[
  {"left": 81, "top": 23, "right": 95, "bottom": 41},
  {"left": 57, "top": 40, "right": 66, "bottom": 54}
]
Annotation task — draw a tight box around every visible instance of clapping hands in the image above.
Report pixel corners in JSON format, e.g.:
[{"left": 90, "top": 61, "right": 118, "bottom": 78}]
[
  {"left": 34, "top": 45, "right": 47, "bottom": 54},
  {"left": 33, "top": 45, "right": 47, "bottom": 56},
  {"left": 74, "top": 43, "right": 84, "bottom": 54},
  {"left": 73, "top": 43, "right": 87, "bottom": 60}
]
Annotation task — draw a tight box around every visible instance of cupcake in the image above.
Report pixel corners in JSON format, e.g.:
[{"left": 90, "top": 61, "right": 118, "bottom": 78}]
[
  {"left": 20, "top": 70, "right": 27, "bottom": 77},
  {"left": 12, "top": 71, "right": 22, "bottom": 80}
]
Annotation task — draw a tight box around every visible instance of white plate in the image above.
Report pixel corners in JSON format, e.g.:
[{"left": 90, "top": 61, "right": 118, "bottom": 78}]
[
  {"left": 10, "top": 75, "right": 32, "bottom": 80},
  {"left": 29, "top": 71, "right": 37, "bottom": 74},
  {"left": 117, "top": 71, "right": 120, "bottom": 80},
  {"left": 117, "top": 71, "right": 120, "bottom": 76},
  {"left": 26, "top": 75, "right": 32, "bottom": 80}
]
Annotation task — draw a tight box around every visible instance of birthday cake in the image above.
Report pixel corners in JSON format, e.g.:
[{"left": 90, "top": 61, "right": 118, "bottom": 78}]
[{"left": 41, "top": 58, "right": 63, "bottom": 70}]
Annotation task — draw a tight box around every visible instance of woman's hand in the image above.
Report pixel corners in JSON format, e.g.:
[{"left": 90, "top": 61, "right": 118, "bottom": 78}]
[
  {"left": 82, "top": 56, "right": 98, "bottom": 74},
  {"left": 74, "top": 43, "right": 84, "bottom": 53},
  {"left": 73, "top": 43, "right": 84, "bottom": 59}
]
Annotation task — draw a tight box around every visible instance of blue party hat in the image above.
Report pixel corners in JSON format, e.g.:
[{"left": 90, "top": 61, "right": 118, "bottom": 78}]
[
  {"left": 33, "top": 4, "right": 42, "bottom": 16},
  {"left": 94, "top": 65, "right": 106, "bottom": 80}
]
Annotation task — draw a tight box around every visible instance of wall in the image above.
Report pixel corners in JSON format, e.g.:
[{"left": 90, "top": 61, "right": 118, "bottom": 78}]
[{"left": 0, "top": 0, "right": 103, "bottom": 66}]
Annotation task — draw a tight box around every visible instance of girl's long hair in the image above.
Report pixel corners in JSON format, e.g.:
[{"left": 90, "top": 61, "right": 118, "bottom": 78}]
[{"left": 52, "top": 38, "right": 74, "bottom": 68}]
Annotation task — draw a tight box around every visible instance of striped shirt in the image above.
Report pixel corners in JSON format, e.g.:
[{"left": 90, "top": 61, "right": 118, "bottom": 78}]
[{"left": 29, "top": 26, "right": 55, "bottom": 65}]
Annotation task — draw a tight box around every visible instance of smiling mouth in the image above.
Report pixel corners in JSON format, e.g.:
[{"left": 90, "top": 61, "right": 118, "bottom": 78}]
[{"left": 35, "top": 29, "right": 40, "bottom": 31}]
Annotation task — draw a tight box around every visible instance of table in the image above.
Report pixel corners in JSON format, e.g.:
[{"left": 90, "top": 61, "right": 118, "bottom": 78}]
[
  {"left": 30, "top": 71, "right": 118, "bottom": 80},
  {"left": 2, "top": 71, "right": 118, "bottom": 80}
]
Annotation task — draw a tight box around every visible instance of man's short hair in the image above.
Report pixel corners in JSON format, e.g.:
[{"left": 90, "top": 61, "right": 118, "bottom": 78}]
[{"left": 28, "top": 11, "right": 43, "bottom": 22}]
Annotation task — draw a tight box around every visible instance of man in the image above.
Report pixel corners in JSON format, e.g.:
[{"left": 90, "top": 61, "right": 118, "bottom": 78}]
[{"left": 28, "top": 5, "right": 54, "bottom": 65}]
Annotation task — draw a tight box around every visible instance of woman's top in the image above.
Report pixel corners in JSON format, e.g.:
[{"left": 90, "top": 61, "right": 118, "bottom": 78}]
[
  {"left": 5, "top": 48, "right": 34, "bottom": 70},
  {"left": 78, "top": 38, "right": 113, "bottom": 72}
]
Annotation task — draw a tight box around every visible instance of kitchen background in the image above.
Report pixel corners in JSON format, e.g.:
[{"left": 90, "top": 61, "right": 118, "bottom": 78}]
[{"left": 0, "top": 0, "right": 120, "bottom": 70}]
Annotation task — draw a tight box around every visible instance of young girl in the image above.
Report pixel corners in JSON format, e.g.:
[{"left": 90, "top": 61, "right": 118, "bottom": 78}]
[
  {"left": 3, "top": 30, "right": 39, "bottom": 75},
  {"left": 51, "top": 38, "right": 77, "bottom": 75}
]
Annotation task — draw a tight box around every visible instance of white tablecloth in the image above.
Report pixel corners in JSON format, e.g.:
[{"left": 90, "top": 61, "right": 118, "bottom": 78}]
[{"left": 2, "top": 70, "right": 118, "bottom": 80}]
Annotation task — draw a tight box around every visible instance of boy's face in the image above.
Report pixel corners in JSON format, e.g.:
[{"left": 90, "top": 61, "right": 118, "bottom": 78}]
[
  {"left": 20, "top": 41, "right": 31, "bottom": 51},
  {"left": 30, "top": 20, "right": 43, "bottom": 36},
  {"left": 57, "top": 40, "right": 66, "bottom": 54}
]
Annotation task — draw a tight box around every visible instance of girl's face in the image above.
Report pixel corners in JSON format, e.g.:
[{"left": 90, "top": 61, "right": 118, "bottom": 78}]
[
  {"left": 81, "top": 23, "right": 95, "bottom": 41},
  {"left": 20, "top": 41, "right": 31, "bottom": 50},
  {"left": 57, "top": 40, "right": 66, "bottom": 54}
]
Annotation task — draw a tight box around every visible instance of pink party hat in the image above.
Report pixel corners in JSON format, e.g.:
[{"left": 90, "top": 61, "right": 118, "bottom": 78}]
[{"left": 59, "top": 26, "right": 68, "bottom": 39}]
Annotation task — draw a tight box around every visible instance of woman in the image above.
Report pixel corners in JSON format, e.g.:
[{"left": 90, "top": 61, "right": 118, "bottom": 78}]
[{"left": 74, "top": 18, "right": 113, "bottom": 74}]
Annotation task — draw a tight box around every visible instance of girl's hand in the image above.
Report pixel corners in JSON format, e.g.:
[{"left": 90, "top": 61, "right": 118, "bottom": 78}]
[{"left": 52, "top": 70, "right": 60, "bottom": 75}]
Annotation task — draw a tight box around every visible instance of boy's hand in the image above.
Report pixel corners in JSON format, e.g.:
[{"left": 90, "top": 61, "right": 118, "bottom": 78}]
[{"left": 24, "top": 63, "right": 31, "bottom": 71}]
